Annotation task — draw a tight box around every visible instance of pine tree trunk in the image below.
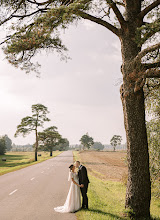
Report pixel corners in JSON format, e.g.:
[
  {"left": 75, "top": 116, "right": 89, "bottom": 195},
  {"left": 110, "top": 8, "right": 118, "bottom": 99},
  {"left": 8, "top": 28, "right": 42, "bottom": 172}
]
[
  {"left": 122, "top": 88, "right": 151, "bottom": 217},
  {"left": 120, "top": 37, "right": 151, "bottom": 218},
  {"left": 119, "top": 2, "right": 151, "bottom": 216},
  {"left": 121, "top": 55, "right": 151, "bottom": 218},
  {"left": 35, "top": 129, "right": 38, "bottom": 161},
  {"left": 35, "top": 149, "right": 37, "bottom": 161}
]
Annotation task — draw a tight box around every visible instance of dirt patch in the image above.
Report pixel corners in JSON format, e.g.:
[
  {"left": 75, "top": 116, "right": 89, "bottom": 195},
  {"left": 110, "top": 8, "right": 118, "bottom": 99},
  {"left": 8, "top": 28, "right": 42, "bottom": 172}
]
[{"left": 78, "top": 150, "right": 128, "bottom": 182}]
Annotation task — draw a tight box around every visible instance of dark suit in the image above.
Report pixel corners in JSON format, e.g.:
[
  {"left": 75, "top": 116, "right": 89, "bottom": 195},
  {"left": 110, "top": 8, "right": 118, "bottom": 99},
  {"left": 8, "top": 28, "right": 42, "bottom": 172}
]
[{"left": 78, "top": 165, "right": 90, "bottom": 209}]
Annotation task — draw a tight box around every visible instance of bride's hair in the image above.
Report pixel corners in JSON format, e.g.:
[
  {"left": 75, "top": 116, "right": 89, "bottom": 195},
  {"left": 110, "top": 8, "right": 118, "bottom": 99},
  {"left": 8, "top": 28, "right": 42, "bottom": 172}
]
[{"left": 69, "top": 164, "right": 74, "bottom": 171}]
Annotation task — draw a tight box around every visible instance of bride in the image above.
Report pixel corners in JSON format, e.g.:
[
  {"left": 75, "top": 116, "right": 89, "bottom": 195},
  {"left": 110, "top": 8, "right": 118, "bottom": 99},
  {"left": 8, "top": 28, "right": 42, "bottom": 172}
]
[{"left": 54, "top": 164, "right": 81, "bottom": 213}]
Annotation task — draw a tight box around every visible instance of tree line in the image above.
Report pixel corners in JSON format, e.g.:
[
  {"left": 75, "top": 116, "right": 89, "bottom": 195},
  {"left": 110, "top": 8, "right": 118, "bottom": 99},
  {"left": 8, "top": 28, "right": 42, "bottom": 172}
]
[{"left": 79, "top": 133, "right": 123, "bottom": 151}]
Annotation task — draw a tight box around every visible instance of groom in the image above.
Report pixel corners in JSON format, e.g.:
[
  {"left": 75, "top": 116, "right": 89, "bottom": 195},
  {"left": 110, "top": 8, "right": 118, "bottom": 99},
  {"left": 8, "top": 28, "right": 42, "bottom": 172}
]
[{"left": 75, "top": 161, "right": 90, "bottom": 209}]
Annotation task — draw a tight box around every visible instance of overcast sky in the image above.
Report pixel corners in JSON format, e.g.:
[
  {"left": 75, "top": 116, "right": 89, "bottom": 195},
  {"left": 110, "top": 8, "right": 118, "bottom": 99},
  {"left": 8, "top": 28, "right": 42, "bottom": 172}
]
[{"left": 0, "top": 19, "right": 126, "bottom": 145}]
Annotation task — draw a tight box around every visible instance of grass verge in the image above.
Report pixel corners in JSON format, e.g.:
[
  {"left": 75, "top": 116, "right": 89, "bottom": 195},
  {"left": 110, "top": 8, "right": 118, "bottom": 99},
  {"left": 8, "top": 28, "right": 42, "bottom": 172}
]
[
  {"left": 0, "top": 151, "right": 62, "bottom": 176},
  {"left": 73, "top": 151, "right": 160, "bottom": 220}
]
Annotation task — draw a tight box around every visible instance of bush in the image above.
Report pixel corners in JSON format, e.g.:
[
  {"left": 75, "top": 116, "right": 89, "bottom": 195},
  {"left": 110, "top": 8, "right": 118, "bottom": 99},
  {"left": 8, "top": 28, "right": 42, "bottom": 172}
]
[
  {"left": 92, "top": 142, "right": 104, "bottom": 151},
  {"left": 0, "top": 136, "right": 6, "bottom": 155}
]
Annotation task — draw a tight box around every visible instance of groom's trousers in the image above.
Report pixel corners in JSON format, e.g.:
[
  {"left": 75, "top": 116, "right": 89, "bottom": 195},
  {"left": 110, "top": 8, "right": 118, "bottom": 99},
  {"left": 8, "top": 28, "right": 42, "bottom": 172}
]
[{"left": 80, "top": 183, "right": 89, "bottom": 208}]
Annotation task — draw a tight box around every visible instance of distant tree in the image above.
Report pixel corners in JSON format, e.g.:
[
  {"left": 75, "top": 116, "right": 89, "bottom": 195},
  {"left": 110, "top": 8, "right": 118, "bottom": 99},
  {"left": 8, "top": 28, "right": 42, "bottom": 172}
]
[
  {"left": 15, "top": 104, "right": 50, "bottom": 161},
  {"left": 4, "top": 135, "right": 12, "bottom": 151},
  {"left": 92, "top": 142, "right": 104, "bottom": 151},
  {"left": 57, "top": 138, "right": 69, "bottom": 151},
  {"left": 12, "top": 144, "right": 33, "bottom": 152},
  {"left": 0, "top": 136, "right": 6, "bottom": 155},
  {"left": 145, "top": 79, "right": 160, "bottom": 195},
  {"left": 80, "top": 133, "right": 94, "bottom": 150},
  {"left": 110, "top": 135, "right": 122, "bottom": 151},
  {"left": 38, "top": 126, "right": 62, "bottom": 156}
]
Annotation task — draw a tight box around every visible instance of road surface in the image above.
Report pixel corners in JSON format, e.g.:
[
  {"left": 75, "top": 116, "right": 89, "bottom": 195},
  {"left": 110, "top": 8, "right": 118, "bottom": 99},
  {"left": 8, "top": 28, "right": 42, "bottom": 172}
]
[{"left": 0, "top": 151, "right": 77, "bottom": 220}]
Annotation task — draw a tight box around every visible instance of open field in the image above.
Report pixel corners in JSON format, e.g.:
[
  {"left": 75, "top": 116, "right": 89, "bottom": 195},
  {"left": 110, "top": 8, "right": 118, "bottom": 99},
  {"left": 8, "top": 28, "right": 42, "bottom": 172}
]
[
  {"left": 0, "top": 151, "right": 62, "bottom": 176},
  {"left": 76, "top": 150, "right": 127, "bottom": 182},
  {"left": 73, "top": 150, "right": 160, "bottom": 220}
]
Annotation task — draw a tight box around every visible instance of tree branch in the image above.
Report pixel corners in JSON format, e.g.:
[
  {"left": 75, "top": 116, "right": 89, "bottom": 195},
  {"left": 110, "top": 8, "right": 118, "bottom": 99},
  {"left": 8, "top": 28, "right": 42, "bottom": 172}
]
[
  {"left": 12, "top": 8, "right": 47, "bottom": 19},
  {"left": 77, "top": 10, "right": 120, "bottom": 36},
  {"left": 140, "top": 26, "right": 160, "bottom": 46},
  {"left": 138, "top": 0, "right": 160, "bottom": 19},
  {"left": 0, "top": 22, "right": 35, "bottom": 46},
  {"left": 142, "top": 62, "right": 160, "bottom": 70},
  {"left": 0, "top": 0, "right": 51, "bottom": 25},
  {"left": 106, "top": 0, "right": 126, "bottom": 27},
  {"left": 26, "top": 0, "right": 53, "bottom": 6},
  {"left": 135, "top": 42, "right": 160, "bottom": 60},
  {"left": 145, "top": 69, "right": 160, "bottom": 78},
  {"left": 0, "top": 0, "right": 25, "bottom": 25}
]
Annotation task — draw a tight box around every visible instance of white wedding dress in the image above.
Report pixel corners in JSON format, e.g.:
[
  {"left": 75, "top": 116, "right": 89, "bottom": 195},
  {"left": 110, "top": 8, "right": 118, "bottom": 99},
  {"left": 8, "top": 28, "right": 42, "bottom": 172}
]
[{"left": 54, "top": 171, "right": 81, "bottom": 213}]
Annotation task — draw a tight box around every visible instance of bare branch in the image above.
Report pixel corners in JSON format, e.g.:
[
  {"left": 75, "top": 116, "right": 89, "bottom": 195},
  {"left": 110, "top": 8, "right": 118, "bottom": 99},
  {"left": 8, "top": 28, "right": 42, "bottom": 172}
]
[
  {"left": 140, "top": 28, "right": 160, "bottom": 46},
  {"left": 135, "top": 42, "right": 160, "bottom": 60},
  {"left": 138, "top": 0, "right": 160, "bottom": 19},
  {"left": 26, "top": 0, "right": 53, "bottom": 6},
  {"left": 0, "top": 0, "right": 52, "bottom": 25},
  {"left": 142, "top": 62, "right": 160, "bottom": 70},
  {"left": 145, "top": 68, "right": 160, "bottom": 78},
  {"left": 12, "top": 8, "right": 47, "bottom": 19},
  {"left": 0, "top": 36, "right": 11, "bottom": 46},
  {"left": 106, "top": 0, "right": 126, "bottom": 28},
  {"left": 77, "top": 10, "right": 120, "bottom": 36},
  {"left": 0, "top": 0, "right": 25, "bottom": 25}
]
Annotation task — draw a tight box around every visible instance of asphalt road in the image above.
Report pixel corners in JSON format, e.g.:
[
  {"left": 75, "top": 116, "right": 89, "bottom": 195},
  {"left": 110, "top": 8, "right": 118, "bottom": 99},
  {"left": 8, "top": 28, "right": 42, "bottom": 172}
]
[{"left": 0, "top": 151, "right": 77, "bottom": 220}]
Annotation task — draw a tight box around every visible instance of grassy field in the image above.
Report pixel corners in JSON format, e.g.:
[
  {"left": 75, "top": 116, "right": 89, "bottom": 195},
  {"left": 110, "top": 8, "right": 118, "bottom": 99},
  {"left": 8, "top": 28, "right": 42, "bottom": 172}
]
[
  {"left": 0, "top": 151, "right": 62, "bottom": 176},
  {"left": 73, "top": 151, "right": 160, "bottom": 220}
]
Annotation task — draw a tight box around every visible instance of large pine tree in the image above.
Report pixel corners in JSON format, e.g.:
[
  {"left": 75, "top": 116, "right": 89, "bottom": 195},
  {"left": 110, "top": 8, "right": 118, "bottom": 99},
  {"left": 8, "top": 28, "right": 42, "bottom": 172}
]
[{"left": 1, "top": 0, "right": 160, "bottom": 217}]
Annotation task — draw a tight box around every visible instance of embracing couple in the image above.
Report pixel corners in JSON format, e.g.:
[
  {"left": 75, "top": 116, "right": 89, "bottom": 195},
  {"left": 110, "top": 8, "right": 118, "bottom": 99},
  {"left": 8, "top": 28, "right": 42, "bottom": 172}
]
[{"left": 54, "top": 161, "right": 89, "bottom": 213}]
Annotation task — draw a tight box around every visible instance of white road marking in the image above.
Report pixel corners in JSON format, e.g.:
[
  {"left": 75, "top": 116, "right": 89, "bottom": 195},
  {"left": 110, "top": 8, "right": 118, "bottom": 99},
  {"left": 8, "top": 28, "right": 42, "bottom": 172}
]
[
  {"left": 31, "top": 177, "right": 35, "bottom": 181},
  {"left": 9, "top": 189, "right": 18, "bottom": 196}
]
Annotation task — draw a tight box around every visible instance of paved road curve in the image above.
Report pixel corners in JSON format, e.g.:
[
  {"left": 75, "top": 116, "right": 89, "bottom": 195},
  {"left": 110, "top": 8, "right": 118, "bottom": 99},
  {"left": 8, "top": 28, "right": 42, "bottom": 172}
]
[{"left": 0, "top": 151, "right": 77, "bottom": 220}]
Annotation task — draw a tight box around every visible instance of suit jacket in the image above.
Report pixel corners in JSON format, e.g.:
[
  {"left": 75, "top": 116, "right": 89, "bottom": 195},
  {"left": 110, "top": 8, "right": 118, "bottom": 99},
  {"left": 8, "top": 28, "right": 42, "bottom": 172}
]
[{"left": 78, "top": 165, "right": 90, "bottom": 185}]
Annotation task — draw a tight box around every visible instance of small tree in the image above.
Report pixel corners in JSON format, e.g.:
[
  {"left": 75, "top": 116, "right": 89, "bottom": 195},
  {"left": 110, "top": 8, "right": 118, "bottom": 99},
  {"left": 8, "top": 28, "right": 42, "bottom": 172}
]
[
  {"left": 56, "top": 138, "right": 69, "bottom": 151},
  {"left": 80, "top": 133, "right": 94, "bottom": 150},
  {"left": 110, "top": 135, "right": 122, "bottom": 151},
  {"left": 92, "top": 142, "right": 104, "bottom": 151},
  {"left": 145, "top": 79, "right": 160, "bottom": 196},
  {"left": 4, "top": 135, "right": 12, "bottom": 151},
  {"left": 38, "top": 126, "right": 62, "bottom": 156},
  {"left": 15, "top": 104, "right": 50, "bottom": 161},
  {"left": 0, "top": 136, "right": 6, "bottom": 155}
]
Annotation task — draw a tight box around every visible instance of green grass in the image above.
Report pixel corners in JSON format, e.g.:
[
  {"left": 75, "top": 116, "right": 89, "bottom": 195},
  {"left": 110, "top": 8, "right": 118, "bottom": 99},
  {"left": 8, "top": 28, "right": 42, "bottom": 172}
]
[
  {"left": 73, "top": 151, "right": 160, "bottom": 220},
  {"left": 77, "top": 175, "right": 127, "bottom": 220},
  {"left": 0, "top": 151, "right": 62, "bottom": 176},
  {"left": 151, "top": 195, "right": 160, "bottom": 219}
]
